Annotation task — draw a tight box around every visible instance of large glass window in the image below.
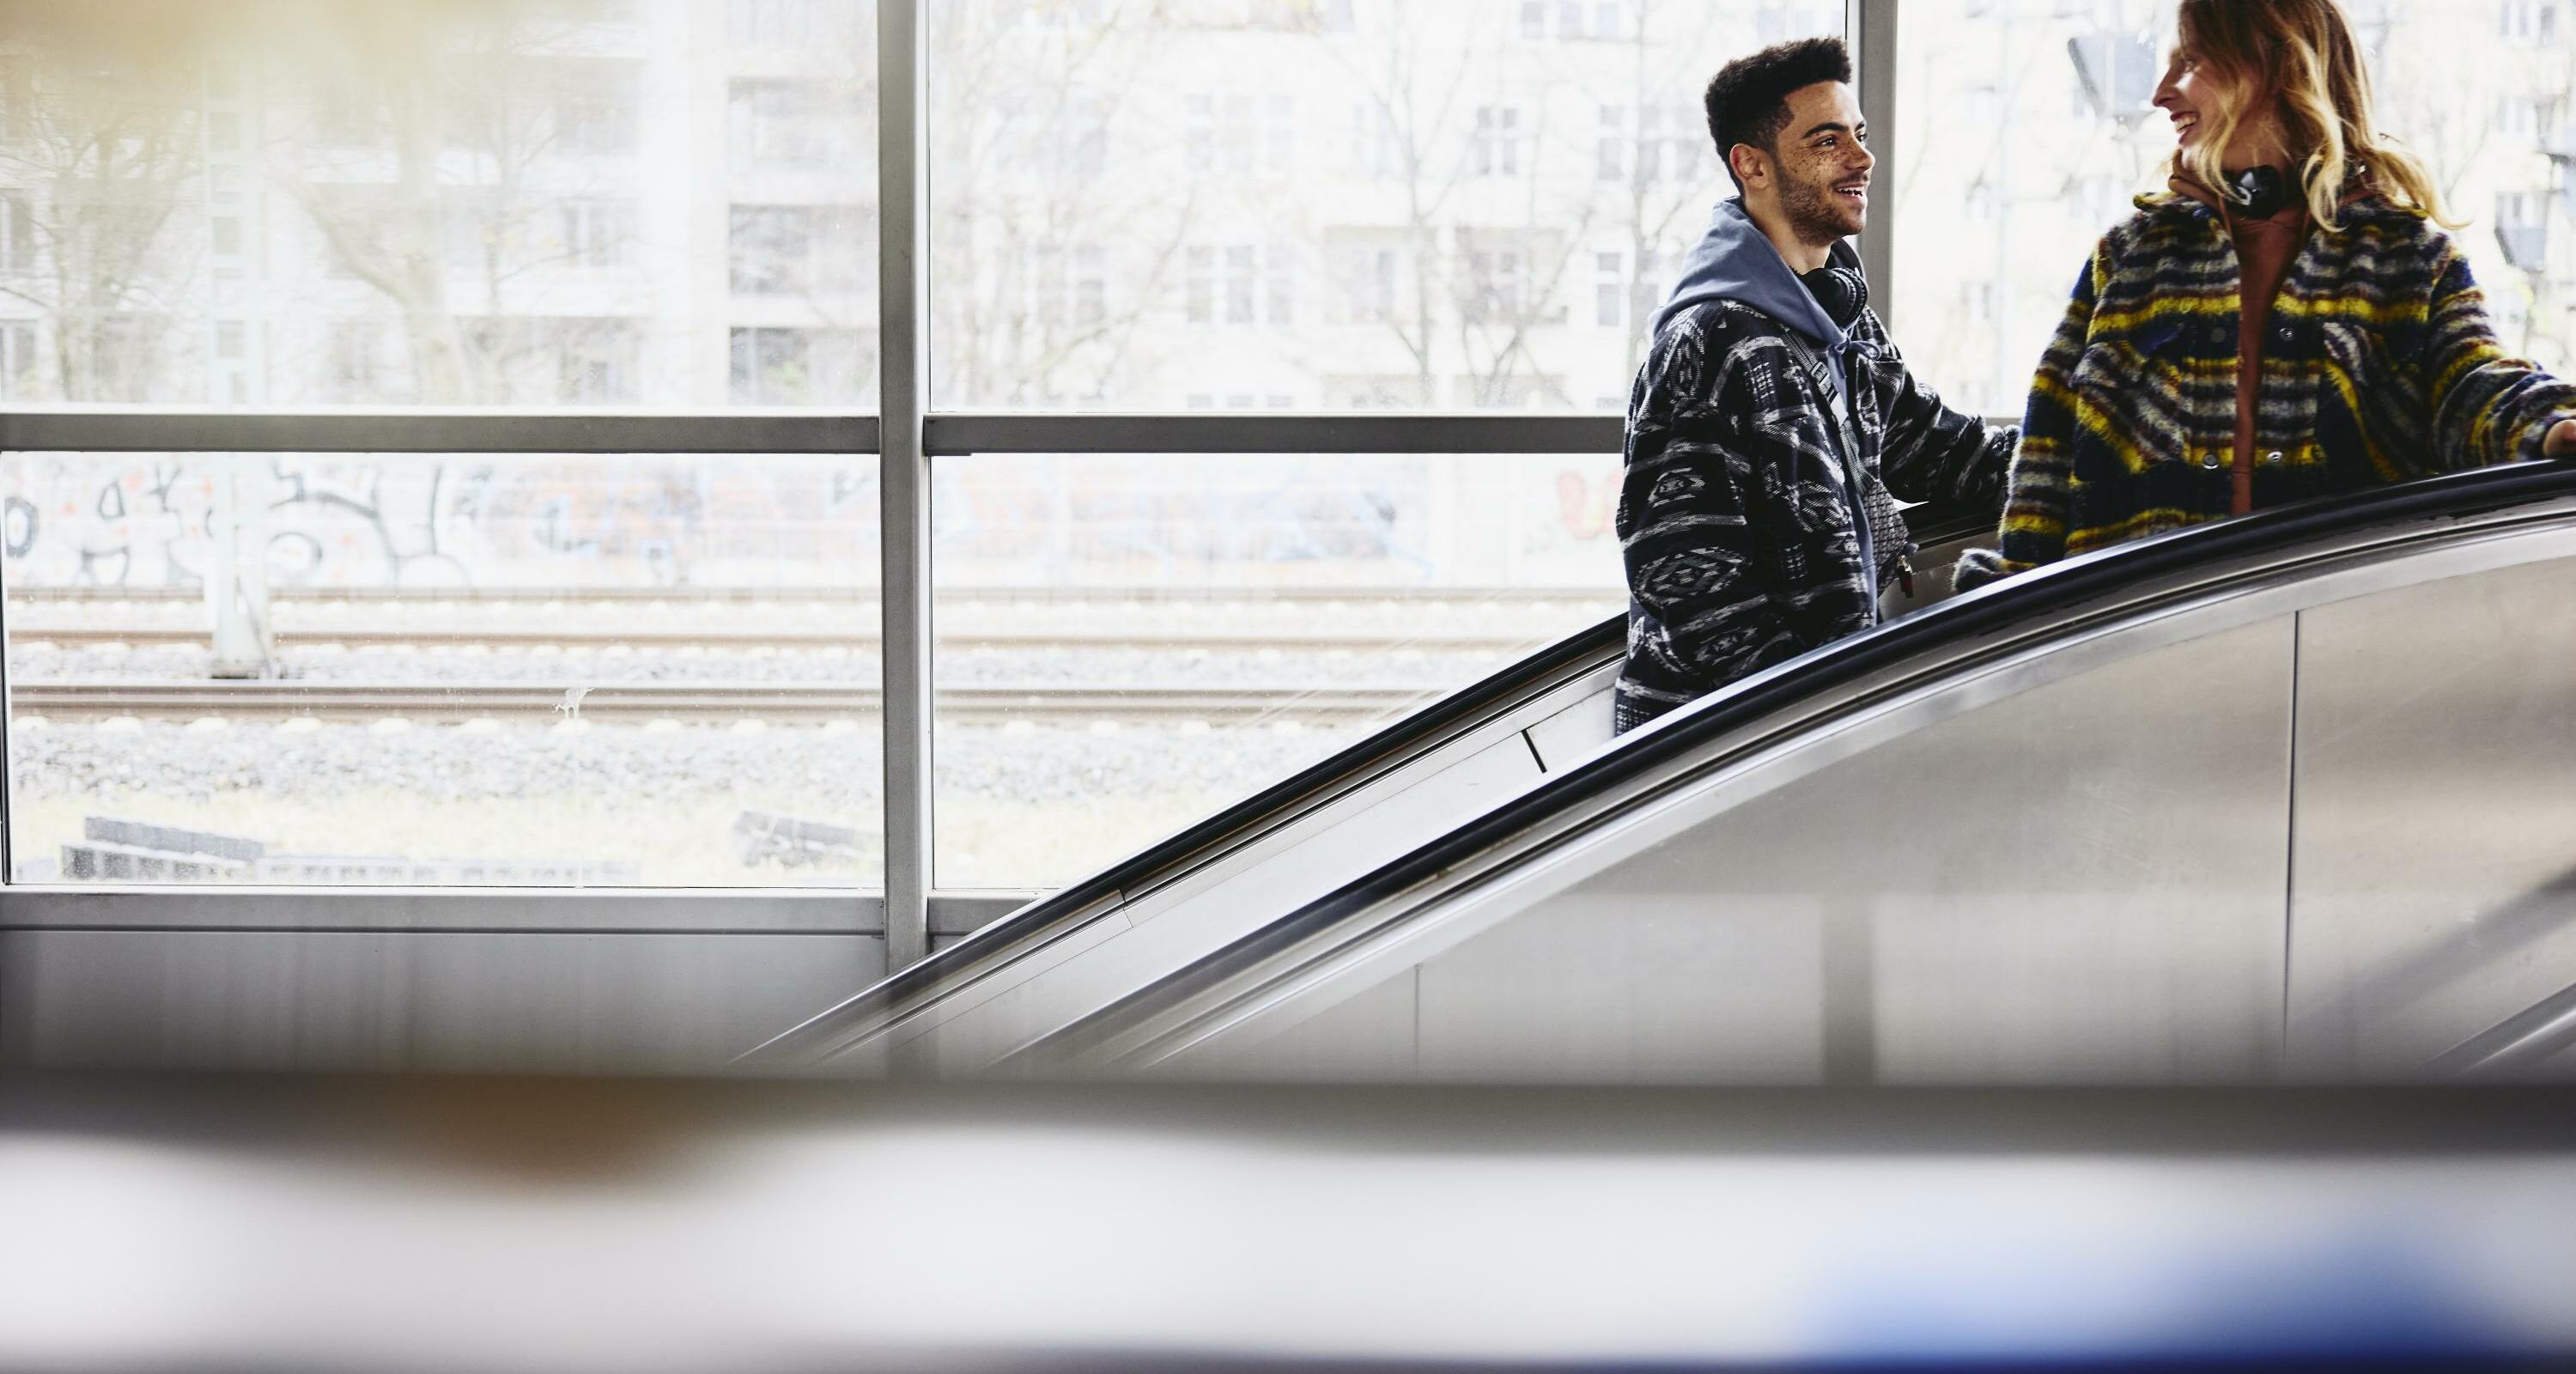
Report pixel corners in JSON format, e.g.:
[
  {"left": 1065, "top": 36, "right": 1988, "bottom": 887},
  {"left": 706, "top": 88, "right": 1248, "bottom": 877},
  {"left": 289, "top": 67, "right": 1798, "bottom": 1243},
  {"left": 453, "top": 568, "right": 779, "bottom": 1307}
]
[
  {"left": 1897, "top": 0, "right": 2576, "bottom": 420},
  {"left": 930, "top": 452, "right": 1625, "bottom": 890},
  {"left": 927, "top": 0, "right": 1843, "bottom": 411},
  {"left": 5, "top": 453, "right": 882, "bottom": 887},
  {"left": 0, "top": 0, "right": 879, "bottom": 409}
]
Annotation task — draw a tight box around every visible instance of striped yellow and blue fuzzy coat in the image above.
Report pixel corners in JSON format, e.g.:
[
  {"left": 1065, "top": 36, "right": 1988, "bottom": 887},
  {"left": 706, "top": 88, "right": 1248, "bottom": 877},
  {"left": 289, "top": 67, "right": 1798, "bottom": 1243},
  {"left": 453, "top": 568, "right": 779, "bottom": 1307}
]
[{"left": 1954, "top": 190, "right": 2576, "bottom": 587}]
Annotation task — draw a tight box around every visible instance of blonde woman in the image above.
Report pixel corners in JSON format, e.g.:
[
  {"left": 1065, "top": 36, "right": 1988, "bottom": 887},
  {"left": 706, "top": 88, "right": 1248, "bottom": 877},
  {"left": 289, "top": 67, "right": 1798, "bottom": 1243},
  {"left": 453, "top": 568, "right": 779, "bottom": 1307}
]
[{"left": 1956, "top": 0, "right": 2576, "bottom": 588}]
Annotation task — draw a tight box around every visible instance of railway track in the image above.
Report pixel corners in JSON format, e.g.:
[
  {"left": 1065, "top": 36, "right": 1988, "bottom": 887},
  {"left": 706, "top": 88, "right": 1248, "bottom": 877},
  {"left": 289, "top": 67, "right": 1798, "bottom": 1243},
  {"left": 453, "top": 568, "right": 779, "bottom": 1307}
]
[
  {"left": 7, "top": 585, "right": 1607, "bottom": 605},
  {"left": 5, "top": 586, "right": 1618, "bottom": 654},
  {"left": 3, "top": 623, "right": 1568, "bottom": 652},
  {"left": 8, "top": 681, "right": 1444, "bottom": 726}
]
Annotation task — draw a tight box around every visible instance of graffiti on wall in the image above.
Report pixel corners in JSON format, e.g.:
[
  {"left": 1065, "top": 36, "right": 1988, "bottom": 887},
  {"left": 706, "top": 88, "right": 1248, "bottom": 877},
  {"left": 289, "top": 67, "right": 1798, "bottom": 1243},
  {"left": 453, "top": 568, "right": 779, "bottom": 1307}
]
[
  {"left": 0, "top": 457, "right": 884, "bottom": 591},
  {"left": 1, "top": 453, "right": 1620, "bottom": 593}
]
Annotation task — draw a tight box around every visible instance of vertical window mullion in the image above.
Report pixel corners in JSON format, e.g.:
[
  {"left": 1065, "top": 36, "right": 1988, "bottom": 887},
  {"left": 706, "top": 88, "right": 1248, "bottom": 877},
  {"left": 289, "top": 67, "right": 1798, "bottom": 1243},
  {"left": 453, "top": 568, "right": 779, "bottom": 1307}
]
[{"left": 878, "top": 0, "right": 930, "bottom": 969}]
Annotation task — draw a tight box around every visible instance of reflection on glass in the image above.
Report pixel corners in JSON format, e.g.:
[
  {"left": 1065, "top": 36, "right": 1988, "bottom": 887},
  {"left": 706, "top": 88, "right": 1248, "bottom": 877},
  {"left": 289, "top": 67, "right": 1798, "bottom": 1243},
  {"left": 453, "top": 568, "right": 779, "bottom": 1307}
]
[
  {"left": 1898, "top": 0, "right": 2574, "bottom": 419},
  {"left": 0, "top": 0, "right": 878, "bottom": 409},
  {"left": 927, "top": 0, "right": 1844, "bottom": 412},
  {"left": 930, "top": 453, "right": 1625, "bottom": 890},
  {"left": 3, "top": 453, "right": 883, "bottom": 887}
]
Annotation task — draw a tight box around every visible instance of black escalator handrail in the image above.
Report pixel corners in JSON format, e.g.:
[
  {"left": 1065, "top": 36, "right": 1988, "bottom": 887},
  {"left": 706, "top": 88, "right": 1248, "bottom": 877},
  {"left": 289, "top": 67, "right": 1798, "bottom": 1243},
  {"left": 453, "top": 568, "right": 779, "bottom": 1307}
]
[
  {"left": 1054, "top": 459, "right": 2576, "bottom": 1063},
  {"left": 750, "top": 497, "right": 1988, "bottom": 1062}
]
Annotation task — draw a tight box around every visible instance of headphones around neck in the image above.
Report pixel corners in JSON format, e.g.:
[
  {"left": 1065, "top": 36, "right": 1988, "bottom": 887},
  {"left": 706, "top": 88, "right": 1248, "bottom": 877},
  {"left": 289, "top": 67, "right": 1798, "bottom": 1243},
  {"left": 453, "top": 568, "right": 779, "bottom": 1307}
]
[{"left": 2225, "top": 164, "right": 2293, "bottom": 217}]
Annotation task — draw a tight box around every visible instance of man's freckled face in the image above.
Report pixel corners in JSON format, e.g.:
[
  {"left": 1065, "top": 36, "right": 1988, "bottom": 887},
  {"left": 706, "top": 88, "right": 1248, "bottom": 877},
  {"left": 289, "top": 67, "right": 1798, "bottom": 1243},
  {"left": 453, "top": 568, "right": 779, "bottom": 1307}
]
[{"left": 1771, "top": 81, "right": 1873, "bottom": 244}]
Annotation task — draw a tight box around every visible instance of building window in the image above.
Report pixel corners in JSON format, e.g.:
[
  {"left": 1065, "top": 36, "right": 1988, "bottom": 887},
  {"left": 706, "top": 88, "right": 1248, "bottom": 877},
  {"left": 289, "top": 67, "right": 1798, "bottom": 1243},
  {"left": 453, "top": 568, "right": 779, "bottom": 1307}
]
[
  {"left": 0, "top": 319, "right": 34, "bottom": 399},
  {"left": 216, "top": 320, "right": 246, "bottom": 361},
  {"left": 1186, "top": 94, "right": 1293, "bottom": 177},
  {"left": 0, "top": 58, "right": 27, "bottom": 141},
  {"left": 558, "top": 319, "right": 638, "bottom": 403},
  {"left": 1, "top": 191, "right": 37, "bottom": 274},
  {"left": 729, "top": 325, "right": 866, "bottom": 404},
  {"left": 2500, "top": 95, "right": 2560, "bottom": 143},
  {"left": 1334, "top": 246, "right": 1398, "bottom": 325},
  {"left": 76, "top": 313, "right": 164, "bottom": 403},
  {"left": 559, "top": 200, "right": 635, "bottom": 270},
  {"left": 1965, "top": 83, "right": 2003, "bottom": 128},
  {"left": 1006, "top": 96, "right": 1110, "bottom": 178},
  {"left": 730, "top": 79, "right": 854, "bottom": 169},
  {"left": 2502, "top": 0, "right": 2566, "bottom": 42},
  {"left": 731, "top": 205, "right": 812, "bottom": 295},
  {"left": 1522, "top": 0, "right": 1625, "bottom": 40},
  {"left": 440, "top": 194, "right": 498, "bottom": 271},
  {"left": 1018, "top": 243, "right": 1108, "bottom": 329},
  {"left": 326, "top": 319, "right": 394, "bottom": 402},
  {"left": 1224, "top": 245, "right": 1256, "bottom": 323},
  {"left": 1629, "top": 249, "right": 1663, "bottom": 330},
  {"left": 1471, "top": 106, "right": 1522, "bottom": 178},
  {"left": 2498, "top": 191, "right": 2549, "bottom": 271},
  {"left": 1466, "top": 248, "right": 1527, "bottom": 324},
  {"left": 1596, "top": 106, "right": 1625, "bottom": 182},
  {"left": 1595, "top": 251, "right": 1622, "bottom": 327},
  {"left": 1187, "top": 243, "right": 1295, "bottom": 328},
  {"left": 730, "top": 204, "right": 866, "bottom": 296},
  {"left": 556, "top": 66, "right": 640, "bottom": 155},
  {"left": 1962, "top": 280, "right": 1997, "bottom": 325},
  {"left": 1352, "top": 102, "right": 1403, "bottom": 179}
]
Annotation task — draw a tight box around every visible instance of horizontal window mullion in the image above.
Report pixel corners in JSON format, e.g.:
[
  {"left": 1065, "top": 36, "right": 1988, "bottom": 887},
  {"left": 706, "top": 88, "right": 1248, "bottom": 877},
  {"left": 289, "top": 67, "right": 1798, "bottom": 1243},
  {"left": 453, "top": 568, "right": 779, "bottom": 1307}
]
[
  {"left": 924, "top": 413, "right": 1621, "bottom": 456},
  {"left": 0, "top": 412, "right": 881, "bottom": 456},
  {"left": 0, "top": 887, "right": 884, "bottom": 934},
  {"left": 0, "top": 889, "right": 1036, "bottom": 936}
]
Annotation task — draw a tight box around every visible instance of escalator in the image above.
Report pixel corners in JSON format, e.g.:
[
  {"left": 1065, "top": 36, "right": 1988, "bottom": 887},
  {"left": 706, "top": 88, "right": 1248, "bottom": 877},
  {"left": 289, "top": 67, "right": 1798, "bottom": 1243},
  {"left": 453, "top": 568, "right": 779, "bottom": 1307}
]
[
  {"left": 749, "top": 503, "right": 2004, "bottom": 1073},
  {"left": 1000, "top": 461, "right": 2576, "bottom": 1084}
]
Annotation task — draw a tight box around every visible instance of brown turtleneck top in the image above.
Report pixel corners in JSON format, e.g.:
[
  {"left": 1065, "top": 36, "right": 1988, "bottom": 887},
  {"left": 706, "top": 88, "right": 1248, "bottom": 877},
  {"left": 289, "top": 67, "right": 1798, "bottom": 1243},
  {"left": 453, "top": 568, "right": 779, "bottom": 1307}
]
[{"left": 2174, "top": 174, "right": 2312, "bottom": 515}]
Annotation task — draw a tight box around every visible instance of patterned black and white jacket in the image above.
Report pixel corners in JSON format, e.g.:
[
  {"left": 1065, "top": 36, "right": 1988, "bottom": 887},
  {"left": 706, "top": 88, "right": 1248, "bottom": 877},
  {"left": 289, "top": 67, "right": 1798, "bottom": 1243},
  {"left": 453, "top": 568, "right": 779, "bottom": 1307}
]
[{"left": 1614, "top": 283, "right": 2014, "bottom": 733}]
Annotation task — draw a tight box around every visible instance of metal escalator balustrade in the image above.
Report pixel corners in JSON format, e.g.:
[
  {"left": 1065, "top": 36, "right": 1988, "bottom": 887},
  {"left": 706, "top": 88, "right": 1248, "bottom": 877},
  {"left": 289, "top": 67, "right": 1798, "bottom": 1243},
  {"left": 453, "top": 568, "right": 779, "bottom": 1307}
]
[
  {"left": 744, "top": 500, "right": 2014, "bottom": 1074},
  {"left": 1020, "top": 460, "right": 2576, "bottom": 1084}
]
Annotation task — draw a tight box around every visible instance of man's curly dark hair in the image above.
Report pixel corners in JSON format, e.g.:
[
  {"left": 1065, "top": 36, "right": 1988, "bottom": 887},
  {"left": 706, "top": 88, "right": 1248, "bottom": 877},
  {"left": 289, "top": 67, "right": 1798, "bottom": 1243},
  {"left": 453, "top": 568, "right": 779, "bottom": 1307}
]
[{"left": 1703, "top": 37, "right": 1854, "bottom": 193}]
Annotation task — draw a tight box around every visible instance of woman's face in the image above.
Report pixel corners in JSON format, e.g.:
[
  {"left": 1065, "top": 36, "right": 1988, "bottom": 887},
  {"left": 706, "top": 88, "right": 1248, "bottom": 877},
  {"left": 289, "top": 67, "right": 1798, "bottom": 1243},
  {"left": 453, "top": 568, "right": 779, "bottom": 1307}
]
[{"left": 2151, "top": 42, "right": 2224, "bottom": 152}]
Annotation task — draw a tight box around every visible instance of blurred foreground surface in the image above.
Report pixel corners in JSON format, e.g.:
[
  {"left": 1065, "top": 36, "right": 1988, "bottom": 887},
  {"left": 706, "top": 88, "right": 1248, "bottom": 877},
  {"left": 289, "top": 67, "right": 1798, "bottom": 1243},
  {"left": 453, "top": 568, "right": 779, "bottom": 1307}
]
[{"left": 2, "top": 1076, "right": 2574, "bottom": 1373}]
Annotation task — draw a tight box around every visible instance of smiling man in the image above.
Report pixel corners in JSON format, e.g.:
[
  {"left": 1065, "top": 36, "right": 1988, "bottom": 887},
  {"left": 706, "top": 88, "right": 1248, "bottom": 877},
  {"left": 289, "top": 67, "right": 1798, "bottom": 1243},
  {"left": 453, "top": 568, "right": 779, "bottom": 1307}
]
[{"left": 1613, "top": 37, "right": 2015, "bottom": 733}]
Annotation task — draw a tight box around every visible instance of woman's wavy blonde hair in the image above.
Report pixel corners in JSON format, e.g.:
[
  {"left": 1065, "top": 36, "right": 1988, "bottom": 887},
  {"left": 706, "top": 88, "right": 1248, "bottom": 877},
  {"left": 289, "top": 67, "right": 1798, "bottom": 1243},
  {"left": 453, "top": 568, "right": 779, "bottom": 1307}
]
[{"left": 2172, "top": 0, "right": 2457, "bottom": 228}]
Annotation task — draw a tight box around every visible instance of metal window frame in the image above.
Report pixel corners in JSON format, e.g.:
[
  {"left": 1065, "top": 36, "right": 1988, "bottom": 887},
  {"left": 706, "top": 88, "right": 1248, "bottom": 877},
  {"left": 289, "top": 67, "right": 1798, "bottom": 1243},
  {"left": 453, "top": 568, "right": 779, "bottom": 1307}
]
[{"left": 0, "top": 0, "right": 1902, "bottom": 963}]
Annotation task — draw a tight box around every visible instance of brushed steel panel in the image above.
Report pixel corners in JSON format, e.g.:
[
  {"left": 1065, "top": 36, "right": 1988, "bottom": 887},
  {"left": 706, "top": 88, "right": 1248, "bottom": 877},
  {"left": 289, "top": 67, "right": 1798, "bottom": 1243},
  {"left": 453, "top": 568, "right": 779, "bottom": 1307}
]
[
  {"left": 2289, "top": 554, "right": 2576, "bottom": 1078},
  {"left": 918, "top": 737, "right": 1545, "bottom": 1073},
  {"left": 0, "top": 930, "right": 881, "bottom": 1073},
  {"left": 1391, "top": 616, "right": 2295, "bottom": 1084},
  {"left": 1414, "top": 891, "right": 1828, "bottom": 1083}
]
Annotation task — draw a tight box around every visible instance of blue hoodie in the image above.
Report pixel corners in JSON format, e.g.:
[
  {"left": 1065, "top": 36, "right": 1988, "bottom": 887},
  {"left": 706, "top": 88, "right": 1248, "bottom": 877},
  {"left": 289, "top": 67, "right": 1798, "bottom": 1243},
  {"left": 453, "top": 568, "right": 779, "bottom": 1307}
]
[
  {"left": 1649, "top": 195, "right": 1878, "bottom": 611},
  {"left": 1651, "top": 196, "right": 1855, "bottom": 404}
]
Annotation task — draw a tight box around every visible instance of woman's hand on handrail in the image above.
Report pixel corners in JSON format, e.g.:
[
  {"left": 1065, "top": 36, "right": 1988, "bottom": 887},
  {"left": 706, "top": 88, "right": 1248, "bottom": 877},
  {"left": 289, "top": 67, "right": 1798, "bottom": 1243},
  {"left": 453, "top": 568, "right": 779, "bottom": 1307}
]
[{"left": 2548, "top": 419, "right": 2576, "bottom": 459}]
